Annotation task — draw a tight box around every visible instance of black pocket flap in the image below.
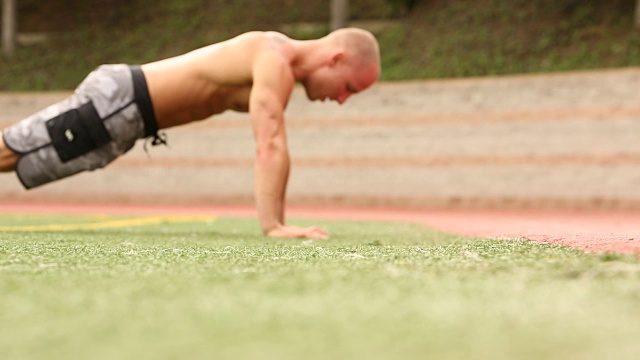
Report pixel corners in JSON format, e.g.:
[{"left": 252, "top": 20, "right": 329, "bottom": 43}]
[{"left": 46, "top": 101, "right": 111, "bottom": 163}]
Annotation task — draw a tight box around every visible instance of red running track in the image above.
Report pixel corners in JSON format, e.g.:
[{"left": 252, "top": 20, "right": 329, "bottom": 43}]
[{"left": 0, "top": 202, "right": 639, "bottom": 255}]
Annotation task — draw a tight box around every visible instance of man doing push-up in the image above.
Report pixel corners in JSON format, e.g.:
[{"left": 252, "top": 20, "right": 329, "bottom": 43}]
[{"left": 0, "top": 28, "right": 381, "bottom": 239}]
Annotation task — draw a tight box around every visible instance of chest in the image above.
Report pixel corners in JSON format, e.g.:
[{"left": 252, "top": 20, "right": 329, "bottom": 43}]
[{"left": 226, "top": 85, "right": 252, "bottom": 112}]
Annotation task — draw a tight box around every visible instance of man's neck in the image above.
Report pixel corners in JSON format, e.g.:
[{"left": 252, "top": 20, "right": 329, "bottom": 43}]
[{"left": 290, "top": 39, "right": 327, "bottom": 81}]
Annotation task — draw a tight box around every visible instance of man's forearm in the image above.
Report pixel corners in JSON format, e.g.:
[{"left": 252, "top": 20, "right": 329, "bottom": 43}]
[{"left": 254, "top": 142, "right": 290, "bottom": 234}]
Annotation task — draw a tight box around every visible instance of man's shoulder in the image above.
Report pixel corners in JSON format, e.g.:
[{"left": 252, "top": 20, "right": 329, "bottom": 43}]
[
  {"left": 237, "top": 30, "right": 291, "bottom": 41},
  {"left": 238, "top": 32, "right": 296, "bottom": 68},
  {"left": 229, "top": 31, "right": 292, "bottom": 49}
]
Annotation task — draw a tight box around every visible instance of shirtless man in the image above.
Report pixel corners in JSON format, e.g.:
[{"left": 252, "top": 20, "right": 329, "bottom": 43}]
[{"left": 0, "top": 28, "right": 381, "bottom": 239}]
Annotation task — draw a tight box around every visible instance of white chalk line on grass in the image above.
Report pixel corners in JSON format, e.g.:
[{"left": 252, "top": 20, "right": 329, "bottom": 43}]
[{"left": 0, "top": 215, "right": 215, "bottom": 232}]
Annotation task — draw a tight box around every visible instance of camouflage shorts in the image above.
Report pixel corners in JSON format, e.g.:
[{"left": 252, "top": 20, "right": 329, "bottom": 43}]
[{"left": 2, "top": 64, "right": 158, "bottom": 189}]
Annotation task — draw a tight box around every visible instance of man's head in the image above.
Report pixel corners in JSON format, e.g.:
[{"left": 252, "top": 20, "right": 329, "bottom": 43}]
[{"left": 303, "top": 28, "right": 381, "bottom": 104}]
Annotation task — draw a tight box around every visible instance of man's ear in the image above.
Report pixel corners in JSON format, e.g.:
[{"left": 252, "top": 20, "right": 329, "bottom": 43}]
[{"left": 328, "top": 52, "right": 345, "bottom": 67}]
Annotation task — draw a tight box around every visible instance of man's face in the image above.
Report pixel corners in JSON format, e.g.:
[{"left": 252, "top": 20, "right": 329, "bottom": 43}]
[{"left": 304, "top": 59, "right": 378, "bottom": 105}]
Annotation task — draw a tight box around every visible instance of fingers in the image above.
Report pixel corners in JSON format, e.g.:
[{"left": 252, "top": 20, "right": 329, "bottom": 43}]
[
  {"left": 304, "top": 226, "right": 329, "bottom": 240},
  {"left": 266, "top": 225, "right": 329, "bottom": 239}
]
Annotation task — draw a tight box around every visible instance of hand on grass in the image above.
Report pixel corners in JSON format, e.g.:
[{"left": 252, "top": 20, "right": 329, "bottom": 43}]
[{"left": 266, "top": 224, "right": 329, "bottom": 239}]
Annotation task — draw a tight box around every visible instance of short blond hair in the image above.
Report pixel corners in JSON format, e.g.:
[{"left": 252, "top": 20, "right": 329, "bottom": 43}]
[{"left": 326, "top": 28, "right": 381, "bottom": 72}]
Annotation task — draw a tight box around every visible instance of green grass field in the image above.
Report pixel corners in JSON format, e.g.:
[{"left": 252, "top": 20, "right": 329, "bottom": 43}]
[{"left": 1, "top": 213, "right": 640, "bottom": 360}]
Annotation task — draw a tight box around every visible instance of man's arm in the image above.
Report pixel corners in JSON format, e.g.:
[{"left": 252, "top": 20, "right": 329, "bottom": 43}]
[{"left": 249, "top": 51, "right": 328, "bottom": 239}]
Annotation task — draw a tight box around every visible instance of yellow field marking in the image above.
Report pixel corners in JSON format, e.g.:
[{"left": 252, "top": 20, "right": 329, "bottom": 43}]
[{"left": 0, "top": 215, "right": 215, "bottom": 232}]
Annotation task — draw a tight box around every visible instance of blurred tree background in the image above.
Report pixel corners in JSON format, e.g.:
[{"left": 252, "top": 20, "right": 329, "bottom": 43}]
[{"left": 2, "top": 0, "right": 640, "bottom": 90}]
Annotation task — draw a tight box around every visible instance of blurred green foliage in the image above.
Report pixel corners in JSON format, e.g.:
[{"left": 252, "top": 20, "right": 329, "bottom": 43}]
[{"left": 1, "top": 0, "right": 640, "bottom": 90}]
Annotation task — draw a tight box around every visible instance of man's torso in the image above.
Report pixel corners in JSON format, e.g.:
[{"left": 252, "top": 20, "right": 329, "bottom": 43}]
[{"left": 140, "top": 32, "right": 295, "bottom": 129}]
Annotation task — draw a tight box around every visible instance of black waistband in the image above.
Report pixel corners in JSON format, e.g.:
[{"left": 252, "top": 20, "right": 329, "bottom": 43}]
[{"left": 129, "top": 65, "right": 158, "bottom": 138}]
